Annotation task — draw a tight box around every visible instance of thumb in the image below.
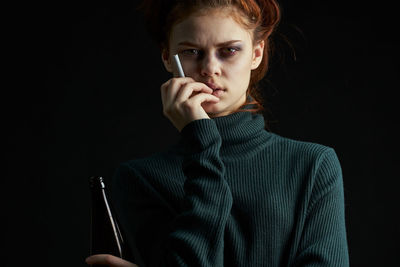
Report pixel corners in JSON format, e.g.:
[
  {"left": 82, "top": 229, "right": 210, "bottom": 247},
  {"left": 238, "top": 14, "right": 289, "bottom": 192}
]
[{"left": 86, "top": 254, "right": 139, "bottom": 267}]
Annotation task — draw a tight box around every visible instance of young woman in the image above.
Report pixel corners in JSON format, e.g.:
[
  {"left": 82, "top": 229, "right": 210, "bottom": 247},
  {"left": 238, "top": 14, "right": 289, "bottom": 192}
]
[{"left": 86, "top": 0, "right": 349, "bottom": 266}]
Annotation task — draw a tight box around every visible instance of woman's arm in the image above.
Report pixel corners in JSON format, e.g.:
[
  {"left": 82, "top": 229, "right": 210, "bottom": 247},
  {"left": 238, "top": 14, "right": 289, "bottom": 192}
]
[
  {"left": 164, "top": 118, "right": 232, "bottom": 266},
  {"left": 292, "top": 148, "right": 350, "bottom": 267},
  {"left": 110, "top": 118, "right": 231, "bottom": 267}
]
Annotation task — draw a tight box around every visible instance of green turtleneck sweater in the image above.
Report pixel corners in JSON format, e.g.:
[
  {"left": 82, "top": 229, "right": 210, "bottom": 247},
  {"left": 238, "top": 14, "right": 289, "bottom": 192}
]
[{"left": 110, "top": 110, "right": 349, "bottom": 267}]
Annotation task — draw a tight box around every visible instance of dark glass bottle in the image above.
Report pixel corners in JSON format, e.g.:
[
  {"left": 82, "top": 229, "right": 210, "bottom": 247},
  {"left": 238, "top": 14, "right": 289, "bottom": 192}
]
[{"left": 89, "top": 176, "right": 133, "bottom": 266}]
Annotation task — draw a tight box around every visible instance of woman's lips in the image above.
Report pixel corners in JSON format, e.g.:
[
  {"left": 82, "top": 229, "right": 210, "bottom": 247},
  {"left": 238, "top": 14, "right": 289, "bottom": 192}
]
[
  {"left": 212, "top": 89, "right": 225, "bottom": 97},
  {"left": 203, "top": 82, "right": 225, "bottom": 96},
  {"left": 204, "top": 81, "right": 220, "bottom": 90},
  {"left": 203, "top": 81, "right": 226, "bottom": 98}
]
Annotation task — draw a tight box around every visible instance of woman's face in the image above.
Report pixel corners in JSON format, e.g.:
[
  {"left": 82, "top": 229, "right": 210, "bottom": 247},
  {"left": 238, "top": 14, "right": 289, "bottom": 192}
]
[{"left": 162, "top": 9, "right": 264, "bottom": 118}]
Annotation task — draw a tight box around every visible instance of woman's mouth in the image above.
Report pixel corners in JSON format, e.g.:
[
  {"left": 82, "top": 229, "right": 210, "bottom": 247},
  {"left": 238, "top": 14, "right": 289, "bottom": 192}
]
[
  {"left": 212, "top": 88, "right": 225, "bottom": 97},
  {"left": 204, "top": 81, "right": 226, "bottom": 97}
]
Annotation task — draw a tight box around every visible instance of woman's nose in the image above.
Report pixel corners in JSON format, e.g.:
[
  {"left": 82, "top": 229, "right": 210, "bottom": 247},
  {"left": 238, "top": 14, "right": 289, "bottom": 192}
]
[{"left": 200, "top": 53, "right": 221, "bottom": 77}]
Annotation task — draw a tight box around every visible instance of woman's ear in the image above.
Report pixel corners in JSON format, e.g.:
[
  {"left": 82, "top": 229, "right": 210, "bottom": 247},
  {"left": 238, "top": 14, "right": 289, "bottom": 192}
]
[
  {"left": 251, "top": 40, "right": 265, "bottom": 70},
  {"left": 161, "top": 48, "right": 173, "bottom": 73}
]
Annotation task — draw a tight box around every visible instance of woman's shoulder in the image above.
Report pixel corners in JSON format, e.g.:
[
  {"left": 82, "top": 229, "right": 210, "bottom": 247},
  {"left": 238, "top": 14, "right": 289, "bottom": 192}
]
[
  {"left": 268, "top": 132, "right": 343, "bottom": 192},
  {"left": 114, "top": 148, "right": 183, "bottom": 183},
  {"left": 267, "top": 131, "right": 340, "bottom": 165},
  {"left": 117, "top": 149, "right": 177, "bottom": 170},
  {"left": 111, "top": 151, "right": 182, "bottom": 198}
]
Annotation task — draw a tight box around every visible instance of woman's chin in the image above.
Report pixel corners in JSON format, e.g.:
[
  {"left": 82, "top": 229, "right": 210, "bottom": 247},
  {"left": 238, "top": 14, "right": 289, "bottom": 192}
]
[
  {"left": 202, "top": 101, "right": 230, "bottom": 118},
  {"left": 202, "top": 101, "right": 220, "bottom": 112}
]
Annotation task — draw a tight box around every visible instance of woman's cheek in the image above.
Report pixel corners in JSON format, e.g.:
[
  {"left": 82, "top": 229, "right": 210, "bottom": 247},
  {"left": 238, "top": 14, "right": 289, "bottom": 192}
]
[
  {"left": 226, "top": 58, "right": 252, "bottom": 84},
  {"left": 179, "top": 60, "right": 195, "bottom": 75}
]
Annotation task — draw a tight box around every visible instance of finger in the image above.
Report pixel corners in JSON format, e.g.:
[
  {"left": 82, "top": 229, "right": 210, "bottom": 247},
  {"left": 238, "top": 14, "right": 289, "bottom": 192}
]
[
  {"left": 160, "top": 80, "right": 171, "bottom": 106},
  {"left": 175, "top": 82, "right": 213, "bottom": 103},
  {"left": 85, "top": 254, "right": 139, "bottom": 267},
  {"left": 185, "top": 92, "right": 220, "bottom": 107},
  {"left": 164, "top": 77, "right": 195, "bottom": 107}
]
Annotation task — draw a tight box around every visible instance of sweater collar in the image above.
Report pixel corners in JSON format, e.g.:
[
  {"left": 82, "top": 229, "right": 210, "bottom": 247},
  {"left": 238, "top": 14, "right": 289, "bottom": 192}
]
[
  {"left": 211, "top": 105, "right": 270, "bottom": 155},
  {"left": 171, "top": 102, "right": 273, "bottom": 158},
  {"left": 213, "top": 109, "right": 264, "bottom": 141}
]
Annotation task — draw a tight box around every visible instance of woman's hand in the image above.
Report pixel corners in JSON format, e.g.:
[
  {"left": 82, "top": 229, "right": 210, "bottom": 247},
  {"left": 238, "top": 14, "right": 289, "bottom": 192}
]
[
  {"left": 85, "top": 254, "right": 139, "bottom": 267},
  {"left": 160, "top": 77, "right": 220, "bottom": 132}
]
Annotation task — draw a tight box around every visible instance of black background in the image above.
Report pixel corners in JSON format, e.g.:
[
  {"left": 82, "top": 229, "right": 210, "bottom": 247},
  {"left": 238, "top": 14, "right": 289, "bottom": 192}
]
[{"left": 6, "top": 1, "right": 398, "bottom": 266}]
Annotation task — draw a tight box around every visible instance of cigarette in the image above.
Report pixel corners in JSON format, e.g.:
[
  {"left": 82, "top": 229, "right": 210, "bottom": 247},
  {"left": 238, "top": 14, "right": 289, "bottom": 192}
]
[{"left": 173, "top": 54, "right": 185, "bottom": 77}]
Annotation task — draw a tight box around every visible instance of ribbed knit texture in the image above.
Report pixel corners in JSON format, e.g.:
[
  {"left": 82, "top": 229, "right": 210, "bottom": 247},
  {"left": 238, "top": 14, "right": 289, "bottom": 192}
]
[{"left": 110, "top": 110, "right": 349, "bottom": 267}]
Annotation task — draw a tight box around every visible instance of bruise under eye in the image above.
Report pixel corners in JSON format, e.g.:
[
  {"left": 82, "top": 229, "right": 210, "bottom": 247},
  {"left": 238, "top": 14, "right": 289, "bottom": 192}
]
[
  {"left": 184, "top": 49, "right": 200, "bottom": 54},
  {"left": 180, "top": 46, "right": 241, "bottom": 58},
  {"left": 220, "top": 47, "right": 241, "bottom": 56}
]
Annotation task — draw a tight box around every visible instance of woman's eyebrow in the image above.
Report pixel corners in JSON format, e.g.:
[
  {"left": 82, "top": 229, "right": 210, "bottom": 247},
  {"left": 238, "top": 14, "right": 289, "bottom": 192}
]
[{"left": 177, "top": 40, "right": 242, "bottom": 47}]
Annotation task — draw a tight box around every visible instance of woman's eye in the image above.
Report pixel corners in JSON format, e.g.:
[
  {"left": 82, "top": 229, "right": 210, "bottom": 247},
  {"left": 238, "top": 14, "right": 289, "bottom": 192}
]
[
  {"left": 182, "top": 49, "right": 200, "bottom": 55},
  {"left": 221, "top": 47, "right": 240, "bottom": 56},
  {"left": 180, "top": 47, "right": 240, "bottom": 58}
]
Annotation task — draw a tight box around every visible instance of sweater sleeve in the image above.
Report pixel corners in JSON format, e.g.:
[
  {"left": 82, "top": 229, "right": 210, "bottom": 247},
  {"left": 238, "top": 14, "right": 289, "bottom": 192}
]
[
  {"left": 111, "top": 118, "right": 233, "bottom": 267},
  {"left": 293, "top": 148, "right": 350, "bottom": 267},
  {"left": 161, "top": 118, "right": 233, "bottom": 266}
]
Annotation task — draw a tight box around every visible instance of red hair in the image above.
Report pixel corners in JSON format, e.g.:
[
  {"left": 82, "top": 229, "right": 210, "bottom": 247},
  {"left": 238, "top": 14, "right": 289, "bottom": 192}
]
[{"left": 137, "top": 0, "right": 282, "bottom": 115}]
